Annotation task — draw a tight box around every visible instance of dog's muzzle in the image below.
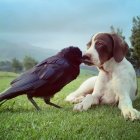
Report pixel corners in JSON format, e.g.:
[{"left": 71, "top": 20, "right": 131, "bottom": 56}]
[{"left": 82, "top": 54, "right": 94, "bottom": 66}]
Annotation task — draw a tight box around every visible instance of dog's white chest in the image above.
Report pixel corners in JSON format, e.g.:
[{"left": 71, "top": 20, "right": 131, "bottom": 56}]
[
  {"left": 100, "top": 80, "right": 118, "bottom": 104},
  {"left": 96, "top": 72, "right": 119, "bottom": 105}
]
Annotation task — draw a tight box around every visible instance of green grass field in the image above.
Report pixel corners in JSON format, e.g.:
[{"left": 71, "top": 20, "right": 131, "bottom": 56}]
[{"left": 0, "top": 71, "right": 140, "bottom": 140}]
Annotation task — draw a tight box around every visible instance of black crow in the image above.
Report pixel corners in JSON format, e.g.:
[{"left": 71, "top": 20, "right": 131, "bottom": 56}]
[{"left": 0, "top": 46, "right": 82, "bottom": 110}]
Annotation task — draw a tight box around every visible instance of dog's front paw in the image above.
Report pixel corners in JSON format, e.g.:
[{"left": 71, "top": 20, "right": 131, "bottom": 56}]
[
  {"left": 73, "top": 103, "right": 83, "bottom": 111},
  {"left": 122, "top": 108, "right": 140, "bottom": 121},
  {"left": 71, "top": 96, "right": 85, "bottom": 103},
  {"left": 73, "top": 94, "right": 93, "bottom": 111},
  {"left": 65, "top": 93, "right": 77, "bottom": 103},
  {"left": 65, "top": 94, "right": 84, "bottom": 103}
]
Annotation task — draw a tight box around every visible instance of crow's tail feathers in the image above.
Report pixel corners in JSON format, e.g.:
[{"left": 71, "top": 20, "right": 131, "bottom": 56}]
[
  {"left": 0, "top": 88, "right": 11, "bottom": 106},
  {"left": 0, "top": 87, "right": 22, "bottom": 105}
]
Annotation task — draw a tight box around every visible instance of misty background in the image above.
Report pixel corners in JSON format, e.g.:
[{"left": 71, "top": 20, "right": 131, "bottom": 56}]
[{"left": 0, "top": 0, "right": 140, "bottom": 61}]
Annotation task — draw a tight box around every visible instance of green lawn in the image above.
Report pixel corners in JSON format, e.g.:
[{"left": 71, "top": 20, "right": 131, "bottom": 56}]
[{"left": 0, "top": 71, "right": 140, "bottom": 140}]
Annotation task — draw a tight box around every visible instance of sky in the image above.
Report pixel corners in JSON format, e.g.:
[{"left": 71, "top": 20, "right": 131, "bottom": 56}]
[{"left": 0, "top": 0, "right": 140, "bottom": 50}]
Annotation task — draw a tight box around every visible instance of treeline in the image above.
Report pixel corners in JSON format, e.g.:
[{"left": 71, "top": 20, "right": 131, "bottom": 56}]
[
  {"left": 0, "top": 56, "right": 38, "bottom": 73},
  {"left": 110, "top": 16, "right": 140, "bottom": 75},
  {"left": 0, "top": 16, "right": 140, "bottom": 74}
]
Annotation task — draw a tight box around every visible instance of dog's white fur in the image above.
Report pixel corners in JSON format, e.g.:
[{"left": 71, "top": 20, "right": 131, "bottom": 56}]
[{"left": 66, "top": 33, "right": 140, "bottom": 120}]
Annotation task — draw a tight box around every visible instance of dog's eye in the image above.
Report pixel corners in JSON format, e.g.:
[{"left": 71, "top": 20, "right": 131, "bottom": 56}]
[{"left": 95, "top": 41, "right": 104, "bottom": 47}]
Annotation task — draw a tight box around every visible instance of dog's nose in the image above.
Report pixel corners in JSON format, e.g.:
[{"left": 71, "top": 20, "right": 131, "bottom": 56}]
[
  {"left": 82, "top": 53, "right": 93, "bottom": 65},
  {"left": 82, "top": 54, "right": 91, "bottom": 60}
]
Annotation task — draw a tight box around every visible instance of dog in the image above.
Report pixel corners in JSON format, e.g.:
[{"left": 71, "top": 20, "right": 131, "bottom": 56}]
[
  {"left": 0, "top": 46, "right": 82, "bottom": 110},
  {"left": 66, "top": 33, "right": 140, "bottom": 121}
]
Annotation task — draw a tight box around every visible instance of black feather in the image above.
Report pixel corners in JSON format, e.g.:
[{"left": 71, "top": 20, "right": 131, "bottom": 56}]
[{"left": 0, "top": 46, "right": 82, "bottom": 110}]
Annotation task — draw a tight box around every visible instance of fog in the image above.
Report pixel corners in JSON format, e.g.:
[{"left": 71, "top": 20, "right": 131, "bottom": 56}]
[{"left": 0, "top": 0, "right": 140, "bottom": 50}]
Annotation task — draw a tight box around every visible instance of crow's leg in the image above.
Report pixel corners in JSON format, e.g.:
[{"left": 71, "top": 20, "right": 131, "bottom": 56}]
[
  {"left": 27, "top": 96, "right": 41, "bottom": 111},
  {"left": 44, "top": 98, "right": 62, "bottom": 108}
]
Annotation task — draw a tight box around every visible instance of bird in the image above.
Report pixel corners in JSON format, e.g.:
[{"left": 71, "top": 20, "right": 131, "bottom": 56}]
[{"left": 0, "top": 46, "right": 82, "bottom": 110}]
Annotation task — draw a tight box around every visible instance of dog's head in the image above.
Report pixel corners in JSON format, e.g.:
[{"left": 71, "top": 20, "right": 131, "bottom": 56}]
[
  {"left": 83, "top": 33, "right": 128, "bottom": 67},
  {"left": 59, "top": 46, "right": 82, "bottom": 65}
]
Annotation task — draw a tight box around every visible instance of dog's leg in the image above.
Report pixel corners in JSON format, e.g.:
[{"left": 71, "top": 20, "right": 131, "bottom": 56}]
[
  {"left": 73, "top": 93, "right": 100, "bottom": 111},
  {"left": 118, "top": 94, "right": 140, "bottom": 121},
  {"left": 65, "top": 76, "right": 97, "bottom": 103}
]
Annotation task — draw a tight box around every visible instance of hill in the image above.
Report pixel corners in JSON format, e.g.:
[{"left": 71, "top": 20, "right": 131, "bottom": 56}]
[
  {"left": 0, "top": 40, "right": 98, "bottom": 74},
  {"left": 0, "top": 40, "right": 56, "bottom": 61}
]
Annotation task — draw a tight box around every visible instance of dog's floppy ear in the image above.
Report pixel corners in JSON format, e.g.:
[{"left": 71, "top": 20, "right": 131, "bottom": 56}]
[{"left": 110, "top": 33, "right": 128, "bottom": 63}]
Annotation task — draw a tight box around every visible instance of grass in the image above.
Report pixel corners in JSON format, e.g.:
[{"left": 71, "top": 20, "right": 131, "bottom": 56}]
[{"left": 0, "top": 70, "right": 140, "bottom": 140}]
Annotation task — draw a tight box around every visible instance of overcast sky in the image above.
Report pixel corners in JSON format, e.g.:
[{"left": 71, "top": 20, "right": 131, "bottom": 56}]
[{"left": 0, "top": 0, "right": 140, "bottom": 50}]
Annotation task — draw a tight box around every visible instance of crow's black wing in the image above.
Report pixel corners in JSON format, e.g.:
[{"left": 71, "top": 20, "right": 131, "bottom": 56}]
[
  {"left": 10, "top": 58, "right": 69, "bottom": 93},
  {"left": 11, "top": 69, "right": 33, "bottom": 85},
  {"left": 11, "top": 55, "right": 60, "bottom": 85},
  {"left": 37, "top": 58, "right": 69, "bottom": 83},
  {"left": 36, "top": 55, "right": 56, "bottom": 67},
  {"left": 9, "top": 74, "right": 40, "bottom": 93}
]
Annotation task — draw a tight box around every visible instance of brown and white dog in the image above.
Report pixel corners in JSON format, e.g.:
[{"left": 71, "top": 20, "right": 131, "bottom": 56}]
[{"left": 66, "top": 32, "right": 140, "bottom": 120}]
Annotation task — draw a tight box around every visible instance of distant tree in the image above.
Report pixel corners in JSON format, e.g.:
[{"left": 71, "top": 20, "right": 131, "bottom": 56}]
[
  {"left": 23, "top": 56, "right": 38, "bottom": 70},
  {"left": 0, "top": 60, "right": 12, "bottom": 72},
  {"left": 12, "top": 58, "right": 23, "bottom": 73},
  {"left": 110, "top": 25, "right": 132, "bottom": 61},
  {"left": 130, "top": 16, "right": 140, "bottom": 70},
  {"left": 110, "top": 25, "right": 125, "bottom": 40}
]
